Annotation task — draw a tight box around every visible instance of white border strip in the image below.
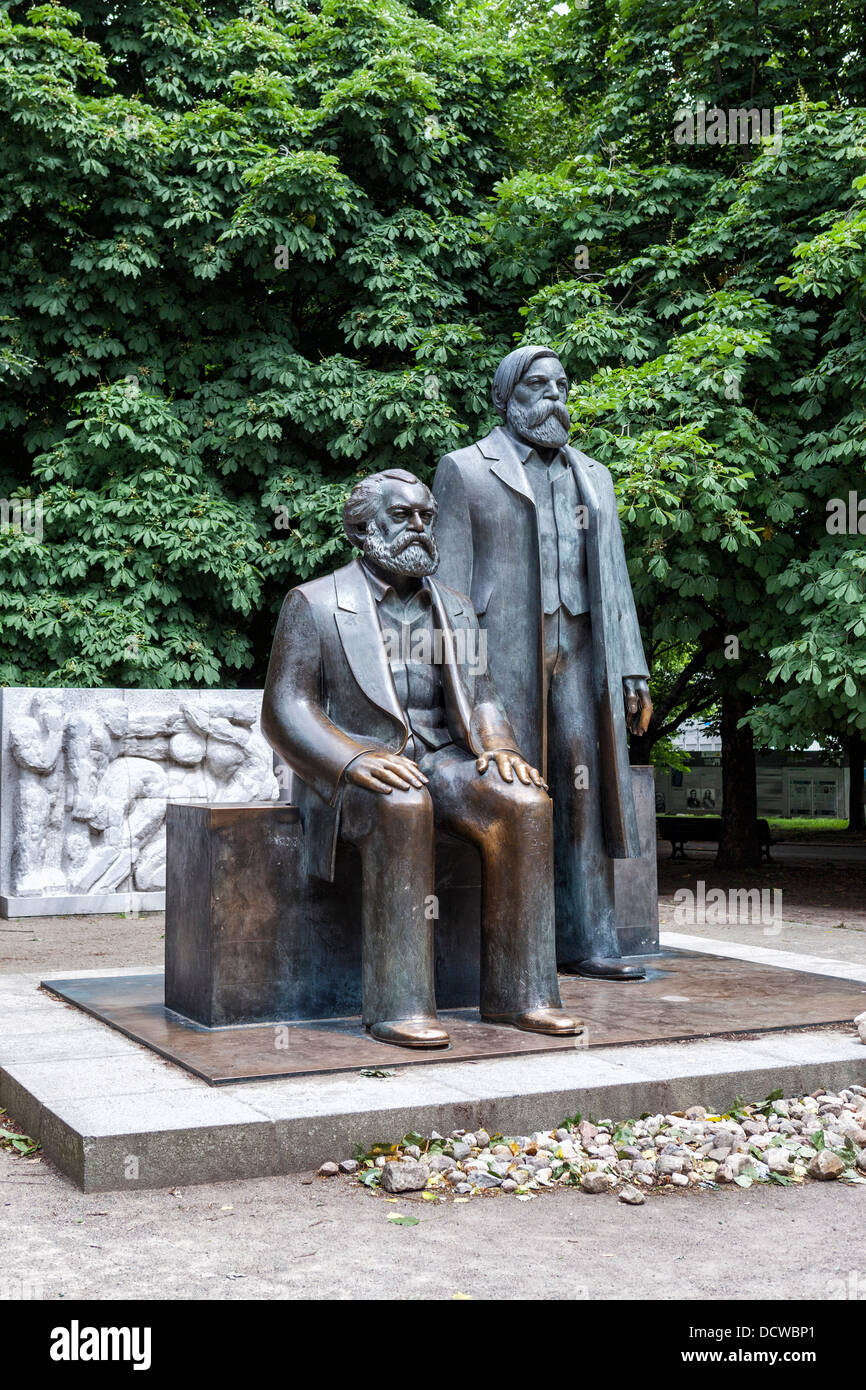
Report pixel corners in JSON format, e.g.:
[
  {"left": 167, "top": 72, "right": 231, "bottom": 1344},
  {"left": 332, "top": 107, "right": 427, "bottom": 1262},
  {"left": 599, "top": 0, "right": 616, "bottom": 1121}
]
[{"left": 661, "top": 930, "right": 866, "bottom": 984}]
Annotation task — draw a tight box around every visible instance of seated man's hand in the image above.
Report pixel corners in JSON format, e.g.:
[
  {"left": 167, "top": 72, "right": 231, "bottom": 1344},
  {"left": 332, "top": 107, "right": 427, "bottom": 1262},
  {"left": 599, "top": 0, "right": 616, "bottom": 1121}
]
[
  {"left": 476, "top": 750, "right": 548, "bottom": 789},
  {"left": 346, "top": 751, "right": 429, "bottom": 794}
]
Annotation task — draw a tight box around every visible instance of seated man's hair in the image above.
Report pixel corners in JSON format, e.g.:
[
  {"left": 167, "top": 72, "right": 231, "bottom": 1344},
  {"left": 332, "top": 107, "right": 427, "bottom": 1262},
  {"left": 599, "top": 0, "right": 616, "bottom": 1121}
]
[{"left": 342, "top": 469, "right": 435, "bottom": 546}]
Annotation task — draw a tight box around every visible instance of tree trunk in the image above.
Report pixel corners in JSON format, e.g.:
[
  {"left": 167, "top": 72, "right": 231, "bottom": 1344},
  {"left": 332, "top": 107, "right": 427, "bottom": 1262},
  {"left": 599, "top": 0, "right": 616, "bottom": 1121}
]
[
  {"left": 628, "top": 726, "right": 656, "bottom": 766},
  {"left": 846, "top": 730, "right": 865, "bottom": 832},
  {"left": 716, "top": 690, "right": 760, "bottom": 869}
]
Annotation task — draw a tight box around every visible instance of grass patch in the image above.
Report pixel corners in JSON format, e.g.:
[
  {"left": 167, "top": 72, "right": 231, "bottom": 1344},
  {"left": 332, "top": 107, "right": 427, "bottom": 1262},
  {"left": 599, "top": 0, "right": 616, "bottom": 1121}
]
[{"left": 767, "top": 817, "right": 865, "bottom": 841}]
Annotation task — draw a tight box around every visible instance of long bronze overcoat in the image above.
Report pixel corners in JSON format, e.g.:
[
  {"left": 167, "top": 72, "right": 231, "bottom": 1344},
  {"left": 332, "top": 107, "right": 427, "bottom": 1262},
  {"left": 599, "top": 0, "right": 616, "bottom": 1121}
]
[
  {"left": 261, "top": 558, "right": 520, "bottom": 881},
  {"left": 433, "top": 425, "right": 649, "bottom": 858}
]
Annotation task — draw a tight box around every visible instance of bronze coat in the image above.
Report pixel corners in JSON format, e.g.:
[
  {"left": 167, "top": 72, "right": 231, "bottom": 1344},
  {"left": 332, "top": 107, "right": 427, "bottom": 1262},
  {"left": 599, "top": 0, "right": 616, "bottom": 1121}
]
[
  {"left": 432, "top": 425, "right": 649, "bottom": 858},
  {"left": 261, "top": 558, "right": 521, "bottom": 881}
]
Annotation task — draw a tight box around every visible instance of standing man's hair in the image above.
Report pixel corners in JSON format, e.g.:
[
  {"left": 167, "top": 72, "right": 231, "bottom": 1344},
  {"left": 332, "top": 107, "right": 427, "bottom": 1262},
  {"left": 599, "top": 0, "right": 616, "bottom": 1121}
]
[{"left": 491, "top": 346, "right": 562, "bottom": 419}]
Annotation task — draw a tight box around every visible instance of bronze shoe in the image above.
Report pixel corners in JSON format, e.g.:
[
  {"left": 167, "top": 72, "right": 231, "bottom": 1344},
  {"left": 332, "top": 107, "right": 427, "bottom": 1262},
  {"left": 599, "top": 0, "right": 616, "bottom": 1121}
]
[
  {"left": 562, "top": 956, "right": 646, "bottom": 981},
  {"left": 368, "top": 1017, "right": 450, "bottom": 1048},
  {"left": 482, "top": 1006, "right": 584, "bottom": 1036}
]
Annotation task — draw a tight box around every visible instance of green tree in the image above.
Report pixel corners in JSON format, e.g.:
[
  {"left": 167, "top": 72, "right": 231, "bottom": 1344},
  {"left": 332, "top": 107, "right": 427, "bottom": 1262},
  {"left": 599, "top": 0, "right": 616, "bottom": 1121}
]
[
  {"left": 3, "top": 0, "right": 866, "bottom": 867},
  {"left": 484, "top": 0, "right": 866, "bottom": 863},
  {"left": 0, "top": 0, "right": 531, "bottom": 686}
]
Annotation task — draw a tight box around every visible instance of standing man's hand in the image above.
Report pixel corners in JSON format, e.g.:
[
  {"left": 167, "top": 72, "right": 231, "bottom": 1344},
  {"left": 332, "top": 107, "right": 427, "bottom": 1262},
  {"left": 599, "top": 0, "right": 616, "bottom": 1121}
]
[
  {"left": 623, "top": 678, "right": 652, "bottom": 736},
  {"left": 476, "top": 750, "right": 548, "bottom": 789}
]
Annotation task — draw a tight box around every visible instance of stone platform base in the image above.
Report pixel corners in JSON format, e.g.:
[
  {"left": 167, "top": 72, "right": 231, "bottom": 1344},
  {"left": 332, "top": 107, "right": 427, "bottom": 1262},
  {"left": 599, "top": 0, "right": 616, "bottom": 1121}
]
[{"left": 1, "top": 942, "right": 864, "bottom": 1190}]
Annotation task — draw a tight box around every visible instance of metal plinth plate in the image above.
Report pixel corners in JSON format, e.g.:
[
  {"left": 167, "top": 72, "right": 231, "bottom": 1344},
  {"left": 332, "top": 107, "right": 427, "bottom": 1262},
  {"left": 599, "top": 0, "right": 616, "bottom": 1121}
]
[{"left": 41, "top": 951, "right": 866, "bottom": 1085}]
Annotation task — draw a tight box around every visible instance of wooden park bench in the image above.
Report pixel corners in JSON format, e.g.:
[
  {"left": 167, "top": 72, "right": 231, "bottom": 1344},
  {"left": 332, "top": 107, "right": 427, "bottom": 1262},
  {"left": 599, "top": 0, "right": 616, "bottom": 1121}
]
[{"left": 656, "top": 815, "right": 773, "bottom": 862}]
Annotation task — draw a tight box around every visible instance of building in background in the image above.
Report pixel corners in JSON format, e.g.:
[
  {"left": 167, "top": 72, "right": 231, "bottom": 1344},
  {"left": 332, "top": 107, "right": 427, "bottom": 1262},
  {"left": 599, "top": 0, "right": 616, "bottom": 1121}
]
[{"left": 653, "top": 724, "right": 852, "bottom": 819}]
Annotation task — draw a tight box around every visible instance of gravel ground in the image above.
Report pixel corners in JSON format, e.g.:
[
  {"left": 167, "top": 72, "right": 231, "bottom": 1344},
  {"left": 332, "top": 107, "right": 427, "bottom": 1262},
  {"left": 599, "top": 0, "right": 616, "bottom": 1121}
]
[
  {"left": 658, "top": 844, "right": 866, "bottom": 966},
  {"left": 1, "top": 1138, "right": 864, "bottom": 1301},
  {"left": 0, "top": 911, "right": 164, "bottom": 975}
]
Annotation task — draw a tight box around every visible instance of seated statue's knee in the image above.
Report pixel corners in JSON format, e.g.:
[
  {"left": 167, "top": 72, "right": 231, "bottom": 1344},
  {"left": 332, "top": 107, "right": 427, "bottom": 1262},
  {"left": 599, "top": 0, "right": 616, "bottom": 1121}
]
[
  {"left": 496, "top": 777, "right": 549, "bottom": 809},
  {"left": 474, "top": 776, "right": 550, "bottom": 840},
  {"left": 370, "top": 783, "right": 433, "bottom": 825}
]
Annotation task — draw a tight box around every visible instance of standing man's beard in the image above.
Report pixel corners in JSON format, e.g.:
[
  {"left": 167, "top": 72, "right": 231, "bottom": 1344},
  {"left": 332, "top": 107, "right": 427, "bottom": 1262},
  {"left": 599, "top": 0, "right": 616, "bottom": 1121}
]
[
  {"left": 506, "top": 396, "right": 571, "bottom": 449},
  {"left": 364, "top": 519, "right": 440, "bottom": 577}
]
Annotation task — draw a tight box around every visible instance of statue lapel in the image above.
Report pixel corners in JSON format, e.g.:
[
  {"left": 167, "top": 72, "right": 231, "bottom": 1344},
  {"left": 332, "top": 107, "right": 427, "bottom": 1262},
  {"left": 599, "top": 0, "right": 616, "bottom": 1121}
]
[
  {"left": 427, "top": 579, "right": 475, "bottom": 749},
  {"left": 564, "top": 445, "right": 600, "bottom": 520},
  {"left": 481, "top": 427, "right": 536, "bottom": 507},
  {"left": 333, "top": 561, "right": 407, "bottom": 738}
]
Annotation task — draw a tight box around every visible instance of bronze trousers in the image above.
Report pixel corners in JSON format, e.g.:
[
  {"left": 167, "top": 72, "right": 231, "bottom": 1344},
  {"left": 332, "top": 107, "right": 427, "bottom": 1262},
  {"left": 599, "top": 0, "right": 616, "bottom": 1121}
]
[
  {"left": 544, "top": 608, "right": 622, "bottom": 963},
  {"left": 339, "top": 745, "right": 561, "bottom": 1026}
]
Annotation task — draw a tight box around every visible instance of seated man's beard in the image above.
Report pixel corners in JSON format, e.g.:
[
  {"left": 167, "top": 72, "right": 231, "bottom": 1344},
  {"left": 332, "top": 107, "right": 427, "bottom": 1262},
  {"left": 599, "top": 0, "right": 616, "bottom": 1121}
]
[
  {"left": 506, "top": 396, "right": 571, "bottom": 448},
  {"left": 364, "top": 520, "right": 440, "bottom": 577}
]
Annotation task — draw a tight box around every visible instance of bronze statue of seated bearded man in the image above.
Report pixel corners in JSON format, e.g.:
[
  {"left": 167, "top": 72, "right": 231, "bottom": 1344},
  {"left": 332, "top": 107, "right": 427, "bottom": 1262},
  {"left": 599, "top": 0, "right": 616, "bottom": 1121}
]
[{"left": 262, "top": 469, "right": 581, "bottom": 1048}]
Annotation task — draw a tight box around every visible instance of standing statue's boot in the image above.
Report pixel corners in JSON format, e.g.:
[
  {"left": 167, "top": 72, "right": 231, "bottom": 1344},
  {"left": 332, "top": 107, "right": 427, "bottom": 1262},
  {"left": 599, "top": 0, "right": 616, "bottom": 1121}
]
[
  {"left": 482, "top": 1005, "right": 583, "bottom": 1036},
  {"left": 561, "top": 956, "right": 646, "bottom": 981},
  {"left": 368, "top": 1018, "right": 450, "bottom": 1048}
]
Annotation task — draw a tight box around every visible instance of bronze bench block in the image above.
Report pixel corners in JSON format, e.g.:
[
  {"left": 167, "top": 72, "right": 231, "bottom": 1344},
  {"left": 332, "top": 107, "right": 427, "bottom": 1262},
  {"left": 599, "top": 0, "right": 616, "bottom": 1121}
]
[
  {"left": 164, "top": 801, "right": 482, "bottom": 1027},
  {"left": 165, "top": 771, "right": 659, "bottom": 1028}
]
